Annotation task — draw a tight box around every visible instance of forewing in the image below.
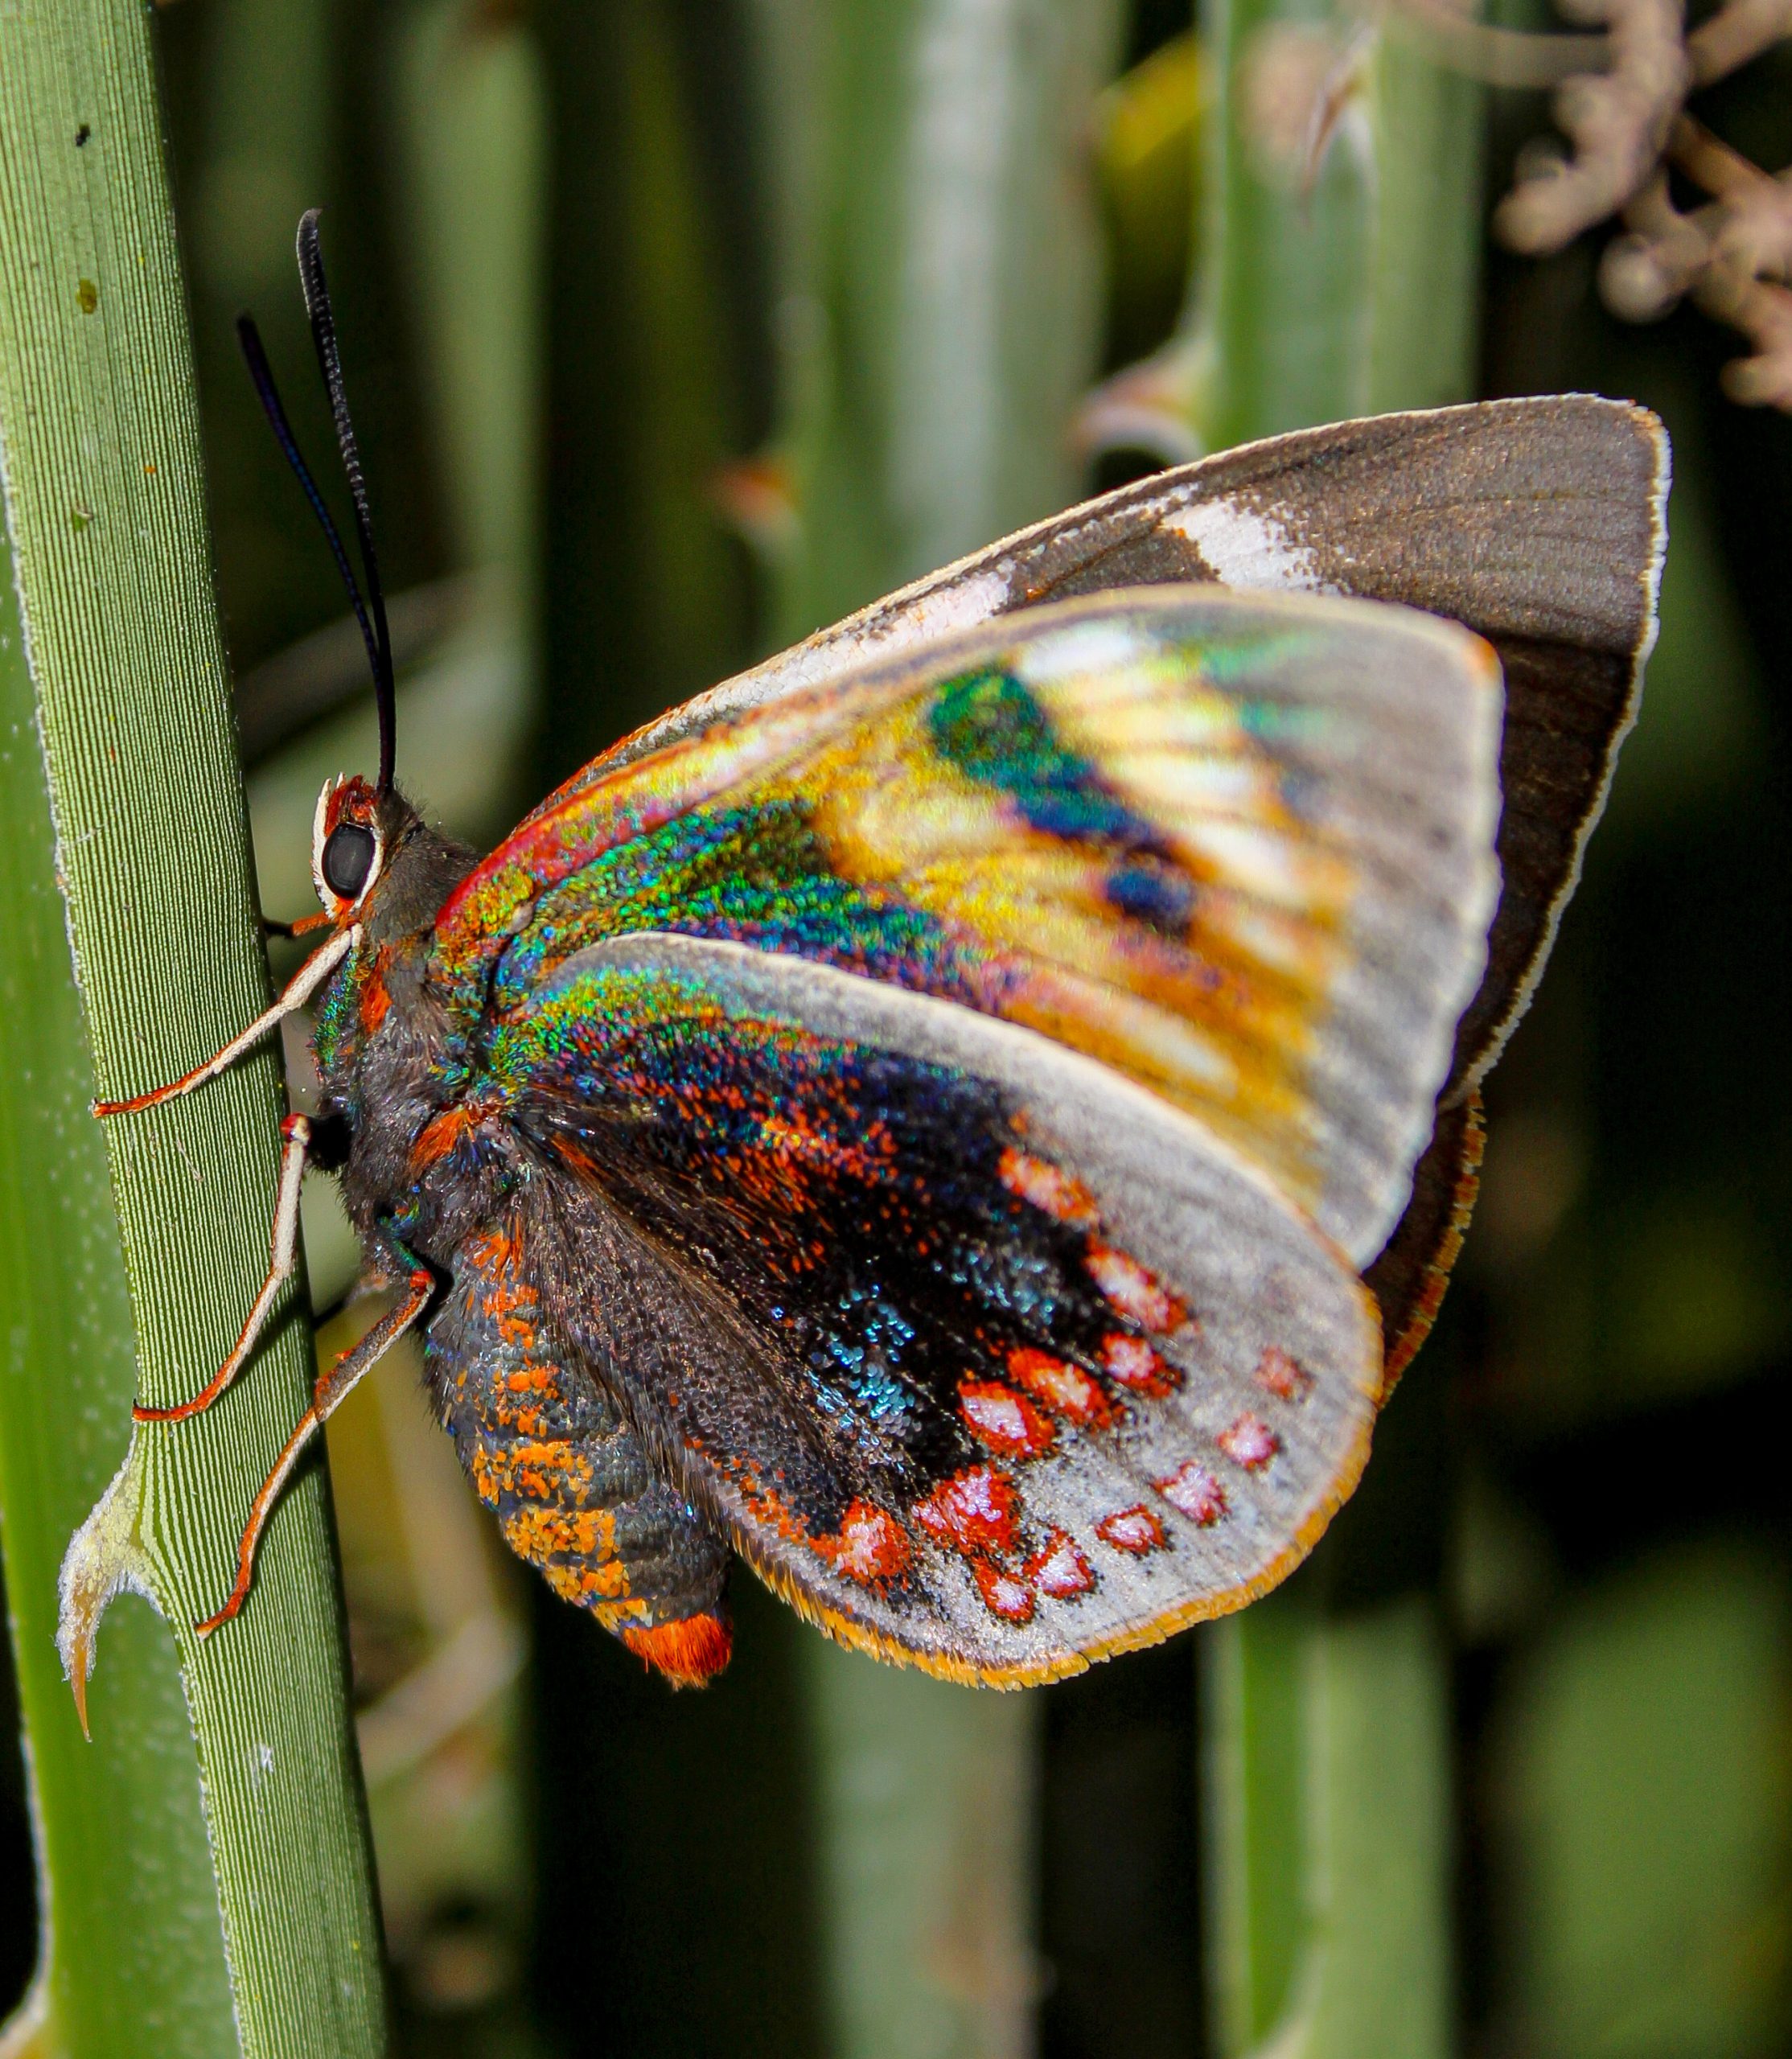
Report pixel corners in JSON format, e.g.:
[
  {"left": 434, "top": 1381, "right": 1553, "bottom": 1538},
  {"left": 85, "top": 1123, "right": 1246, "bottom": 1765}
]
[
  {"left": 434, "top": 590, "right": 1501, "bottom": 1266},
  {"left": 491, "top": 935, "right": 1381, "bottom": 1684},
  {"left": 593, "top": 395, "right": 1665, "bottom": 1089}
]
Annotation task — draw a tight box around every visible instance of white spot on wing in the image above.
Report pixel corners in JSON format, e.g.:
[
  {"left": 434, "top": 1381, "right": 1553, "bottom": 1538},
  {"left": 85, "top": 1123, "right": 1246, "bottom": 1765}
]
[{"left": 1161, "top": 499, "right": 1330, "bottom": 591}]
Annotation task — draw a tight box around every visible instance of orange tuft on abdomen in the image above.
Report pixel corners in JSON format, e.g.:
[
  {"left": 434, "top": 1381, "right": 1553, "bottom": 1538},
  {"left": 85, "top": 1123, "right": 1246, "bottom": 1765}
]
[{"left": 620, "top": 1612, "right": 734, "bottom": 1687}]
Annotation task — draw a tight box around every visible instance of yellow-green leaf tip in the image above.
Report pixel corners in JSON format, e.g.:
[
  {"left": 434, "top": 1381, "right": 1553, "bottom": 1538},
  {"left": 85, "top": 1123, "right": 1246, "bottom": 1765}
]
[{"left": 56, "top": 1434, "right": 158, "bottom": 1739}]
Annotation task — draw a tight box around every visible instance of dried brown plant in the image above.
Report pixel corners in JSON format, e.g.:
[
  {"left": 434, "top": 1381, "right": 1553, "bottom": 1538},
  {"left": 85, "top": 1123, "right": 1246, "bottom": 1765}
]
[{"left": 1478, "top": 0, "right": 1792, "bottom": 405}]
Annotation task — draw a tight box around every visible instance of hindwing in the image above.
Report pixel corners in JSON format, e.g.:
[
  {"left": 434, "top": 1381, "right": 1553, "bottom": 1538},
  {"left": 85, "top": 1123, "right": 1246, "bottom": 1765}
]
[{"left": 487, "top": 936, "right": 1381, "bottom": 1683}]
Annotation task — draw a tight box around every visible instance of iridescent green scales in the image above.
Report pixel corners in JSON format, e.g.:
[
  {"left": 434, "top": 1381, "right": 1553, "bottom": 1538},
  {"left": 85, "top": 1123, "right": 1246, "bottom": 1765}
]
[{"left": 490, "top": 799, "right": 990, "bottom": 1016}]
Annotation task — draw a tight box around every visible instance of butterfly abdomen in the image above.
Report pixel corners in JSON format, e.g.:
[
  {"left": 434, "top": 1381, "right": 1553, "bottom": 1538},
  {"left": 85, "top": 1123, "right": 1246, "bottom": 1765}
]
[{"left": 426, "top": 1213, "right": 734, "bottom": 1685}]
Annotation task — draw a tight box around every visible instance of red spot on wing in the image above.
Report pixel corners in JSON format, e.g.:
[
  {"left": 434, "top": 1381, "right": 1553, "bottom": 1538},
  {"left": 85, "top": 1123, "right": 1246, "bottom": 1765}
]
[
  {"left": 972, "top": 1560, "right": 1036, "bottom": 1624},
  {"left": 1085, "top": 1243, "right": 1187, "bottom": 1334},
  {"left": 620, "top": 1613, "right": 734, "bottom": 1687},
  {"left": 1254, "top": 1345, "right": 1311, "bottom": 1401},
  {"left": 1096, "top": 1505, "right": 1168, "bottom": 1556},
  {"left": 959, "top": 1379, "right": 1057, "bottom": 1459},
  {"left": 1218, "top": 1414, "right": 1280, "bottom": 1470},
  {"left": 1101, "top": 1334, "right": 1182, "bottom": 1397},
  {"left": 999, "top": 1147, "right": 1098, "bottom": 1227},
  {"left": 1156, "top": 1460, "right": 1227, "bottom": 1525},
  {"left": 1006, "top": 1347, "right": 1116, "bottom": 1428},
  {"left": 1023, "top": 1528, "right": 1095, "bottom": 1599},
  {"left": 814, "top": 1498, "right": 911, "bottom": 1585},
  {"left": 914, "top": 1465, "right": 1019, "bottom": 1558}
]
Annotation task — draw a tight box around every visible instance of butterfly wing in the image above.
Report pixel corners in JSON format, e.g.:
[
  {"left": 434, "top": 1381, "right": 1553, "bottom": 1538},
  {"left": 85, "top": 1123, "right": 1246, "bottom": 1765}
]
[
  {"left": 434, "top": 590, "right": 1502, "bottom": 1270},
  {"left": 436, "top": 591, "right": 1499, "bottom": 1668},
  {"left": 585, "top": 395, "right": 1666, "bottom": 1092},
  {"left": 489, "top": 934, "right": 1382, "bottom": 1683}
]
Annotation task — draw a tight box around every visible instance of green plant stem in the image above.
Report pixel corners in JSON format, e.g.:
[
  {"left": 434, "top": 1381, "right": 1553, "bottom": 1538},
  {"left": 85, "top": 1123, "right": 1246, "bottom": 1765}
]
[
  {"left": 765, "top": 0, "right": 1127, "bottom": 643},
  {"left": 1192, "top": 0, "right": 1482, "bottom": 2052},
  {"left": 0, "top": 3, "right": 388, "bottom": 2053},
  {"left": 0, "top": 523, "right": 240, "bottom": 2059}
]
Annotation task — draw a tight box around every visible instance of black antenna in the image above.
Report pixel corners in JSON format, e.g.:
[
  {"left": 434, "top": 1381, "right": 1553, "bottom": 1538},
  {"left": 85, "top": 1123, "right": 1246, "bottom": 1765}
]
[
  {"left": 235, "top": 314, "right": 381, "bottom": 697},
  {"left": 297, "top": 208, "right": 397, "bottom": 795}
]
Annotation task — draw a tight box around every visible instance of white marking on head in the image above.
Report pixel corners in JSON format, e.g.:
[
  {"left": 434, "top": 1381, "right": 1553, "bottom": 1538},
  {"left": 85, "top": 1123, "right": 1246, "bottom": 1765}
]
[
  {"left": 310, "top": 777, "right": 338, "bottom": 910},
  {"left": 310, "top": 775, "right": 386, "bottom": 919}
]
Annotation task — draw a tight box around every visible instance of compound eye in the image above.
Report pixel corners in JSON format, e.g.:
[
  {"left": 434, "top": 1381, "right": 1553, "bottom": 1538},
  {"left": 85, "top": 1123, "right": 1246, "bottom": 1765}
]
[{"left": 322, "top": 821, "right": 376, "bottom": 900}]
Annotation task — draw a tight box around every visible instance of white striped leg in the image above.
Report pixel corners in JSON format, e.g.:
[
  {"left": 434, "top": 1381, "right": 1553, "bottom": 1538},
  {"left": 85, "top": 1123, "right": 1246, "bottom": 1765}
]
[
  {"left": 94, "top": 927, "right": 357, "bottom": 1117},
  {"left": 195, "top": 1268, "right": 434, "bottom": 1638},
  {"left": 135, "top": 1112, "right": 314, "bottom": 1424}
]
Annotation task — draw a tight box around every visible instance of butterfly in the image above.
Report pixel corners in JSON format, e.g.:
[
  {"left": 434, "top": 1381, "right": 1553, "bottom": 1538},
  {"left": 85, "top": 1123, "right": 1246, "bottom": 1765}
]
[{"left": 97, "top": 214, "right": 1667, "bottom": 1687}]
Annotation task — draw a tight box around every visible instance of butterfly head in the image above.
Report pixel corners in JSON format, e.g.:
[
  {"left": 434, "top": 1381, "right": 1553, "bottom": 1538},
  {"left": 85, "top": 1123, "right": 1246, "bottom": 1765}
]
[{"left": 310, "top": 771, "right": 462, "bottom": 940}]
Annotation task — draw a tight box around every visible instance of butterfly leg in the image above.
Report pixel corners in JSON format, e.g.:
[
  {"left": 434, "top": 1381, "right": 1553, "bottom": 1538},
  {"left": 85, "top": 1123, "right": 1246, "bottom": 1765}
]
[
  {"left": 195, "top": 1255, "right": 434, "bottom": 1638},
  {"left": 428, "top": 1218, "right": 733, "bottom": 1687},
  {"left": 261, "top": 910, "right": 331, "bottom": 941},
  {"left": 134, "top": 1112, "right": 341, "bottom": 1424},
  {"left": 92, "top": 925, "right": 356, "bottom": 1116}
]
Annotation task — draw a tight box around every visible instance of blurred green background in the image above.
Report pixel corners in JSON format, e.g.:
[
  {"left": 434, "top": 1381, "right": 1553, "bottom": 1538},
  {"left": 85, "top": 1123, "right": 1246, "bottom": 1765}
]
[{"left": 2, "top": 2, "right": 1792, "bottom": 2056}]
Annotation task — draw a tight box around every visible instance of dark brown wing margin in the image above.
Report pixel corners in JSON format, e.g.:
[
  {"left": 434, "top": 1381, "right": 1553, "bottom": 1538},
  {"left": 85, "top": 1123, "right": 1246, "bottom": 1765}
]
[{"left": 1362, "top": 1091, "right": 1485, "bottom": 1396}]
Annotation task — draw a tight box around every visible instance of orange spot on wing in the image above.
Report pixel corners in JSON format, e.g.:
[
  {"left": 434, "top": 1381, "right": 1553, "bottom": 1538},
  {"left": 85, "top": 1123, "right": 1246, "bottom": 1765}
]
[
  {"left": 999, "top": 1147, "right": 1098, "bottom": 1227},
  {"left": 738, "top": 1477, "right": 815, "bottom": 1550},
  {"left": 1096, "top": 1505, "right": 1167, "bottom": 1555},
  {"left": 914, "top": 1465, "right": 1019, "bottom": 1558},
  {"left": 1085, "top": 1243, "right": 1186, "bottom": 1334},
  {"left": 972, "top": 1560, "right": 1036, "bottom": 1624},
  {"left": 621, "top": 1613, "right": 734, "bottom": 1687},
  {"left": 959, "top": 1379, "right": 1057, "bottom": 1459},
  {"left": 1101, "top": 1334, "right": 1182, "bottom": 1397},
  {"left": 1005, "top": 1347, "right": 1115, "bottom": 1428},
  {"left": 813, "top": 1499, "right": 911, "bottom": 1585},
  {"left": 1023, "top": 1528, "right": 1095, "bottom": 1599}
]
